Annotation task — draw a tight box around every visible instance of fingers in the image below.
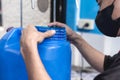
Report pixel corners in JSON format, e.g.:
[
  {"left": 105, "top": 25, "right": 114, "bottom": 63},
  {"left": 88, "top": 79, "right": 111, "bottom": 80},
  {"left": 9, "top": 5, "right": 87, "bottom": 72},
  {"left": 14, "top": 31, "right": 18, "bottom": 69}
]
[
  {"left": 48, "top": 22, "right": 66, "bottom": 28},
  {"left": 42, "top": 30, "right": 56, "bottom": 38},
  {"left": 21, "top": 25, "right": 56, "bottom": 44},
  {"left": 6, "top": 27, "right": 14, "bottom": 32}
]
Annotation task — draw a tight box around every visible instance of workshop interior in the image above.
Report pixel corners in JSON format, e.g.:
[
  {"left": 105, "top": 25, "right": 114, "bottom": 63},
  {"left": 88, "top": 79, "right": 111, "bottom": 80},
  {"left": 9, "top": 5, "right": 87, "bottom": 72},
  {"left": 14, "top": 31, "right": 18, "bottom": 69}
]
[{"left": 0, "top": 0, "right": 120, "bottom": 80}]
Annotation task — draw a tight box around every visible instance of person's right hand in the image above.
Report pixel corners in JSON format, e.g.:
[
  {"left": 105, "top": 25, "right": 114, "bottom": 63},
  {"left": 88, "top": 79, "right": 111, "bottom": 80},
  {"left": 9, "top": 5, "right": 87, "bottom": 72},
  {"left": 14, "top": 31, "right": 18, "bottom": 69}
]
[
  {"left": 48, "top": 22, "right": 79, "bottom": 43},
  {"left": 20, "top": 25, "right": 53, "bottom": 80},
  {"left": 20, "top": 25, "right": 56, "bottom": 58}
]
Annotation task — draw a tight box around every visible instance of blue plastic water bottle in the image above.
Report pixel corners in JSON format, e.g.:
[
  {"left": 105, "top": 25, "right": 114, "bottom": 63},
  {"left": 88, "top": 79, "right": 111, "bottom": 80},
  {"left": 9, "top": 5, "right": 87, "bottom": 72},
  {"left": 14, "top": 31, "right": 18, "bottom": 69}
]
[{"left": 0, "top": 26, "right": 72, "bottom": 80}]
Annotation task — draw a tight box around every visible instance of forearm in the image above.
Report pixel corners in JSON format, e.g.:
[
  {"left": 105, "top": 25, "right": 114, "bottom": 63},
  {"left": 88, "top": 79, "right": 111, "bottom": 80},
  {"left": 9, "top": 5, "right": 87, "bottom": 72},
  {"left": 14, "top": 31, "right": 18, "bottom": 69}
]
[
  {"left": 22, "top": 45, "right": 51, "bottom": 80},
  {"left": 72, "top": 33, "right": 105, "bottom": 72},
  {"left": 20, "top": 25, "right": 56, "bottom": 80}
]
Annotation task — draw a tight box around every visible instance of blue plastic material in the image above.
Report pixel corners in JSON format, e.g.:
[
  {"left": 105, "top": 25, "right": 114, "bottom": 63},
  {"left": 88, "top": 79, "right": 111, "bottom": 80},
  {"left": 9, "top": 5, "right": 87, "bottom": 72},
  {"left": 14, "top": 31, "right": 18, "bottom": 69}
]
[{"left": 0, "top": 26, "right": 72, "bottom": 80}]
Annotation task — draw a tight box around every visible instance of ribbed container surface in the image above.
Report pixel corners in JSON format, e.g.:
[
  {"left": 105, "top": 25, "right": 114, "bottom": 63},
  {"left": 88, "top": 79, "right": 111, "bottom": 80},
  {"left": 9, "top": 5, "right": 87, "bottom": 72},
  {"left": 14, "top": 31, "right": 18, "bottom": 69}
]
[{"left": 0, "top": 26, "right": 72, "bottom": 80}]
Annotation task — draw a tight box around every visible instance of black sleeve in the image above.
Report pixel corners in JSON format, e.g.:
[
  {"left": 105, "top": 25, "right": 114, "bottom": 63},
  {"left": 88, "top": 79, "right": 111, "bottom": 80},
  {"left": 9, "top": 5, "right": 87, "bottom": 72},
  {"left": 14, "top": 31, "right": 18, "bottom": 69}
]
[
  {"left": 104, "top": 55, "right": 112, "bottom": 71},
  {"left": 104, "top": 53, "right": 120, "bottom": 71}
]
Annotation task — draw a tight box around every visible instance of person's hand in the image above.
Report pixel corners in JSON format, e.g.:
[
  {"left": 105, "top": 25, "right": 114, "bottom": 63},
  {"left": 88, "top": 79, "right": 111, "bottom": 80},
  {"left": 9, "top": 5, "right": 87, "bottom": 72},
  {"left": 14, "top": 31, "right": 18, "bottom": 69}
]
[
  {"left": 21, "top": 25, "right": 56, "bottom": 45},
  {"left": 48, "top": 22, "right": 79, "bottom": 43},
  {"left": 20, "top": 25, "right": 56, "bottom": 57},
  {"left": 20, "top": 25, "right": 53, "bottom": 80},
  {"left": 6, "top": 27, "right": 14, "bottom": 32}
]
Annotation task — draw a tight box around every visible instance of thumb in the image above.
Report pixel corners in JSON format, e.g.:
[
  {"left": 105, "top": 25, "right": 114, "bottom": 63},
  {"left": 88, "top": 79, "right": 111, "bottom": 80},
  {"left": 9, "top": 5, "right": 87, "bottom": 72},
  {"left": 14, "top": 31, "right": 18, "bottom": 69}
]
[{"left": 43, "top": 30, "right": 56, "bottom": 38}]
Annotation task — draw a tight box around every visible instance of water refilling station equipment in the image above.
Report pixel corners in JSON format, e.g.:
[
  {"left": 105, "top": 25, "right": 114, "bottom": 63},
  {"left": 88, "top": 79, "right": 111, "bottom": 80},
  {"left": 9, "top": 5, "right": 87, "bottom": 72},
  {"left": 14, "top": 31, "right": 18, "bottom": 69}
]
[{"left": 0, "top": 0, "right": 77, "bottom": 80}]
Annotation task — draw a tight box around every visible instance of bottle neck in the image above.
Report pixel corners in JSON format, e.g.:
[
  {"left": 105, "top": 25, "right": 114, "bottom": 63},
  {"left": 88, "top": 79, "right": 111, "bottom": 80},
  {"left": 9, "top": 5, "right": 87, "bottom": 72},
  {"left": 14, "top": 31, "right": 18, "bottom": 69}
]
[{"left": 36, "top": 26, "right": 67, "bottom": 41}]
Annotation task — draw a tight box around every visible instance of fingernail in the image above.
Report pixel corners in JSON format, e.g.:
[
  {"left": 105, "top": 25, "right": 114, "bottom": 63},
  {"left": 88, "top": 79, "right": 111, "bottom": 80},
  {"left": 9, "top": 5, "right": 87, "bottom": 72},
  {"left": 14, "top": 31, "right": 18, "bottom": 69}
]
[{"left": 51, "top": 30, "right": 56, "bottom": 34}]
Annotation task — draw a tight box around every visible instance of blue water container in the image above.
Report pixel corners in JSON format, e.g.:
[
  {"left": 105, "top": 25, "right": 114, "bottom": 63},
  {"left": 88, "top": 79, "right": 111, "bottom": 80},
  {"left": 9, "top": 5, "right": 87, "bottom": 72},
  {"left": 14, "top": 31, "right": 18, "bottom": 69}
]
[{"left": 0, "top": 26, "right": 72, "bottom": 80}]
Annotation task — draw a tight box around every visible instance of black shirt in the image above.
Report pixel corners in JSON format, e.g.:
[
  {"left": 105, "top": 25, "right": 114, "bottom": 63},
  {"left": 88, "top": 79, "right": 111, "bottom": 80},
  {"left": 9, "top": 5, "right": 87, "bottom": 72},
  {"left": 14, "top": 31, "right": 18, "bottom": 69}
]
[{"left": 94, "top": 51, "right": 120, "bottom": 80}]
